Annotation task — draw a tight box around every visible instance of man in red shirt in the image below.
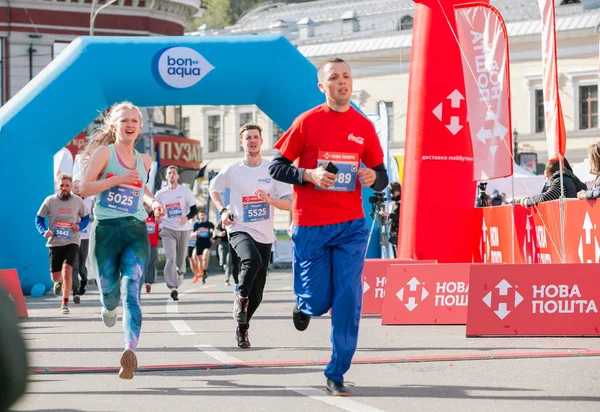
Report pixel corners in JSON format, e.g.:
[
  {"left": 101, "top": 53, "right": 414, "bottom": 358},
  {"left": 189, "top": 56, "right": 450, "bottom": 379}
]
[
  {"left": 269, "top": 57, "right": 388, "bottom": 396},
  {"left": 144, "top": 204, "right": 160, "bottom": 293}
]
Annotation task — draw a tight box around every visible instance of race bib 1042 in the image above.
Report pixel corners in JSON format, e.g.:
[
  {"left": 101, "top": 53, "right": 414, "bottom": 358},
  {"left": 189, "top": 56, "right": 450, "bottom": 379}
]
[
  {"left": 165, "top": 202, "right": 183, "bottom": 218},
  {"left": 54, "top": 222, "right": 73, "bottom": 239},
  {"left": 242, "top": 195, "right": 270, "bottom": 223},
  {"left": 99, "top": 173, "right": 142, "bottom": 214},
  {"left": 316, "top": 151, "right": 359, "bottom": 192}
]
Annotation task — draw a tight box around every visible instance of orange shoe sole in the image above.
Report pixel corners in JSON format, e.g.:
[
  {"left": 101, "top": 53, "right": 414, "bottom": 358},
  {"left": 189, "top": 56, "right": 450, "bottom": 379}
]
[{"left": 118, "top": 349, "right": 138, "bottom": 380}]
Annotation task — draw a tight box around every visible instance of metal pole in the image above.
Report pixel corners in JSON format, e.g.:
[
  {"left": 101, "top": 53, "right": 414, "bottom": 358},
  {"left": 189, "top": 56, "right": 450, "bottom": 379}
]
[
  {"left": 511, "top": 174, "right": 515, "bottom": 264},
  {"left": 90, "top": 0, "right": 117, "bottom": 35},
  {"left": 559, "top": 155, "right": 566, "bottom": 263}
]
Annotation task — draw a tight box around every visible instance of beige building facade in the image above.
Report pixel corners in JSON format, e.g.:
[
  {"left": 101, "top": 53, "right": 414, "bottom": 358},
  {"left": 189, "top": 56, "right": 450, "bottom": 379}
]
[{"left": 183, "top": 0, "right": 599, "bottom": 178}]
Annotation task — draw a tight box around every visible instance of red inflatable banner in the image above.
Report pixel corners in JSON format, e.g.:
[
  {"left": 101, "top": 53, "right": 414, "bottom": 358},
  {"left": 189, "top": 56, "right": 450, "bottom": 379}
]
[
  {"left": 399, "top": 0, "right": 487, "bottom": 263},
  {"left": 537, "top": 0, "right": 567, "bottom": 161},
  {"left": 466, "top": 263, "right": 600, "bottom": 336},
  {"left": 381, "top": 263, "right": 470, "bottom": 325},
  {"left": 455, "top": 3, "right": 513, "bottom": 180}
]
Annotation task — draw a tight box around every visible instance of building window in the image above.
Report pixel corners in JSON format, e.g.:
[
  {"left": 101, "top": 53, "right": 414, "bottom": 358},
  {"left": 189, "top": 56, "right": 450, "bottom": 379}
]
[
  {"left": 52, "top": 41, "right": 70, "bottom": 59},
  {"left": 384, "top": 101, "right": 394, "bottom": 141},
  {"left": 174, "top": 106, "right": 182, "bottom": 130},
  {"left": 400, "top": 16, "right": 413, "bottom": 31},
  {"left": 535, "top": 89, "right": 545, "bottom": 133},
  {"left": 207, "top": 115, "right": 221, "bottom": 153},
  {"left": 272, "top": 122, "right": 284, "bottom": 146},
  {"left": 579, "top": 85, "right": 598, "bottom": 130},
  {"left": 238, "top": 111, "right": 254, "bottom": 151},
  {"left": 182, "top": 117, "right": 190, "bottom": 137}
]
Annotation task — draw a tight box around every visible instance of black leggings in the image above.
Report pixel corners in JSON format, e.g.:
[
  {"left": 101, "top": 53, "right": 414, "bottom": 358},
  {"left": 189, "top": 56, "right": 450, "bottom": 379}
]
[{"left": 228, "top": 231, "right": 272, "bottom": 326}]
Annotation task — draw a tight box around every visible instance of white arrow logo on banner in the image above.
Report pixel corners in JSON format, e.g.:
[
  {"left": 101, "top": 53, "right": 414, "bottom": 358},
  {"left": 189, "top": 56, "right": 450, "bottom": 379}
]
[
  {"left": 433, "top": 103, "right": 443, "bottom": 121},
  {"left": 447, "top": 116, "right": 463, "bottom": 135},
  {"left": 363, "top": 280, "right": 370, "bottom": 294},
  {"left": 447, "top": 89, "right": 464, "bottom": 108}
]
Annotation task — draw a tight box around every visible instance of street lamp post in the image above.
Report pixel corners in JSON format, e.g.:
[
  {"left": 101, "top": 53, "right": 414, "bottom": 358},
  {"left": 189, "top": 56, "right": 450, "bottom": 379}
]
[
  {"left": 513, "top": 128, "right": 519, "bottom": 165},
  {"left": 90, "top": 0, "right": 118, "bottom": 35}
]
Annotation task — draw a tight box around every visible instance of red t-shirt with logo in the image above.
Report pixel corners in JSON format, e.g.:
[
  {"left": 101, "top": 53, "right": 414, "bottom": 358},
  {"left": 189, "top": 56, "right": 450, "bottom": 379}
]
[
  {"left": 145, "top": 215, "right": 160, "bottom": 247},
  {"left": 274, "top": 103, "right": 384, "bottom": 226}
]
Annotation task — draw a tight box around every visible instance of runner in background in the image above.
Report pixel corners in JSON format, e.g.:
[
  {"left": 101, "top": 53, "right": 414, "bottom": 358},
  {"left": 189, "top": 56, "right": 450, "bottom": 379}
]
[
  {"left": 190, "top": 210, "right": 214, "bottom": 284},
  {"left": 155, "top": 166, "right": 197, "bottom": 301},
  {"left": 72, "top": 180, "right": 94, "bottom": 303},
  {"left": 35, "top": 173, "right": 89, "bottom": 314},
  {"left": 144, "top": 203, "right": 160, "bottom": 293}
]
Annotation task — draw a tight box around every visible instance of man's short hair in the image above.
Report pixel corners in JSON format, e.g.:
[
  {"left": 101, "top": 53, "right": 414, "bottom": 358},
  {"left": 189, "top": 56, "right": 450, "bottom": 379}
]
[
  {"left": 389, "top": 182, "right": 401, "bottom": 192},
  {"left": 239, "top": 123, "right": 262, "bottom": 138},
  {"left": 56, "top": 173, "right": 72, "bottom": 183},
  {"left": 167, "top": 165, "right": 179, "bottom": 173},
  {"left": 317, "top": 57, "right": 350, "bottom": 81}
]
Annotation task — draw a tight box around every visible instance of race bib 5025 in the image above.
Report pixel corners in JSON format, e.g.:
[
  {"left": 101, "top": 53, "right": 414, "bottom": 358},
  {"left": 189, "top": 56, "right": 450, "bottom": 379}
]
[{"left": 99, "top": 173, "right": 142, "bottom": 214}]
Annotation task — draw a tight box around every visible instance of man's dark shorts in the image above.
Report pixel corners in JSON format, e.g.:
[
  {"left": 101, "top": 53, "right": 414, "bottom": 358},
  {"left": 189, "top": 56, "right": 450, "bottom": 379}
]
[{"left": 49, "top": 244, "right": 78, "bottom": 272}]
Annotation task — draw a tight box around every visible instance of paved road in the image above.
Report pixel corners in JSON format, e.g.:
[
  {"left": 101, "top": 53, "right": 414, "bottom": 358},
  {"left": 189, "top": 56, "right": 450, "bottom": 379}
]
[{"left": 10, "top": 270, "right": 600, "bottom": 412}]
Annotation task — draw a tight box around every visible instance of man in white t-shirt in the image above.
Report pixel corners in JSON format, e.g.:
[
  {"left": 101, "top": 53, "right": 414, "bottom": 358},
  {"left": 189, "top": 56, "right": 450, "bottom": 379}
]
[
  {"left": 155, "top": 166, "right": 198, "bottom": 301},
  {"left": 72, "top": 180, "right": 95, "bottom": 302},
  {"left": 210, "top": 123, "right": 292, "bottom": 349}
]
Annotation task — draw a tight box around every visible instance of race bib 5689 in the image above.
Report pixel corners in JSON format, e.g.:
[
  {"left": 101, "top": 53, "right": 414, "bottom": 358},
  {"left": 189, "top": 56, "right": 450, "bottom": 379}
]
[
  {"left": 99, "top": 173, "right": 142, "bottom": 214},
  {"left": 316, "top": 151, "right": 359, "bottom": 192}
]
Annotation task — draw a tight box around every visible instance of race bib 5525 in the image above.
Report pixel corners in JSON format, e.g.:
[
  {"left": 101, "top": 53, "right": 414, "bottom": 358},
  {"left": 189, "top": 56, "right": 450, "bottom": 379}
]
[{"left": 242, "top": 195, "right": 270, "bottom": 223}]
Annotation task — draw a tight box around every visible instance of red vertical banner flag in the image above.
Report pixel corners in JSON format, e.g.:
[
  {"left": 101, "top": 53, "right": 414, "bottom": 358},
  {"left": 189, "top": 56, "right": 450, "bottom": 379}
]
[
  {"left": 455, "top": 3, "right": 513, "bottom": 180},
  {"left": 538, "top": 0, "right": 566, "bottom": 161}
]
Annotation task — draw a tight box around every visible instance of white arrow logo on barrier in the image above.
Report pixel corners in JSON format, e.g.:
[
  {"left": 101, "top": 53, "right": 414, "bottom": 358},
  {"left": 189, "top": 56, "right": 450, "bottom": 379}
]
[
  {"left": 482, "top": 279, "right": 523, "bottom": 320},
  {"left": 396, "top": 277, "right": 429, "bottom": 312}
]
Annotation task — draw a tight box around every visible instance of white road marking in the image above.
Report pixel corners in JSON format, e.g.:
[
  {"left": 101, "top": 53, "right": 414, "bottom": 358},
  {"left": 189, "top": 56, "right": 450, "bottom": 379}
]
[
  {"left": 195, "top": 344, "right": 242, "bottom": 365},
  {"left": 287, "top": 387, "right": 385, "bottom": 412},
  {"left": 170, "top": 320, "right": 195, "bottom": 336}
]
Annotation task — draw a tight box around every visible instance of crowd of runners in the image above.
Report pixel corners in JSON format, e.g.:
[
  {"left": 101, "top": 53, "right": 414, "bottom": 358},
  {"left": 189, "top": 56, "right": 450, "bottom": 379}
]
[{"left": 33, "top": 57, "right": 388, "bottom": 395}]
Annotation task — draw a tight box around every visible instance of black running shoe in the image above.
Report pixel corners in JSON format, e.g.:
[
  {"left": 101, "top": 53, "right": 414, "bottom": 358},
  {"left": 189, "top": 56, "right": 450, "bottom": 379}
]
[
  {"left": 79, "top": 280, "right": 87, "bottom": 296},
  {"left": 233, "top": 295, "right": 249, "bottom": 323},
  {"left": 73, "top": 295, "right": 81, "bottom": 304},
  {"left": 236, "top": 327, "right": 251, "bottom": 349},
  {"left": 326, "top": 379, "right": 351, "bottom": 396},
  {"left": 293, "top": 305, "right": 311, "bottom": 331},
  {"left": 170, "top": 290, "right": 179, "bottom": 301},
  {"left": 202, "top": 271, "right": 208, "bottom": 284}
]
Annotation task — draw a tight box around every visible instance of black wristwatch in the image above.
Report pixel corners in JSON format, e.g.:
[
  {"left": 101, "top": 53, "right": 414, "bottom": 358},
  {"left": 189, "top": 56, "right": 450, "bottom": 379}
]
[{"left": 219, "top": 207, "right": 228, "bottom": 215}]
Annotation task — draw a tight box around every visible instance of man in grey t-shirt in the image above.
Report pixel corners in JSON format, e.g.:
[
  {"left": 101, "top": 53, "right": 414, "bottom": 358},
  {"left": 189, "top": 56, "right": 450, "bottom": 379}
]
[{"left": 35, "top": 173, "right": 89, "bottom": 314}]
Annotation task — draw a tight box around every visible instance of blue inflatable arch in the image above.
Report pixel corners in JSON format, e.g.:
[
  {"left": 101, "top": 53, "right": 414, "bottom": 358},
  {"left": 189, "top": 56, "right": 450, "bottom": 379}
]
[{"left": 0, "top": 35, "right": 325, "bottom": 294}]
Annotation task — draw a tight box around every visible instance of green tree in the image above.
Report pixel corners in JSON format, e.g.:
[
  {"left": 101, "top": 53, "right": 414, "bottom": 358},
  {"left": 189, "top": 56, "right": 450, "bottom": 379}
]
[{"left": 187, "top": 0, "right": 316, "bottom": 32}]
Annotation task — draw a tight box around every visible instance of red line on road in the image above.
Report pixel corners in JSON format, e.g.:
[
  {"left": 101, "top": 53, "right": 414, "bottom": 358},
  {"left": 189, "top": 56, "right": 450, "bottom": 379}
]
[{"left": 30, "top": 350, "right": 600, "bottom": 375}]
